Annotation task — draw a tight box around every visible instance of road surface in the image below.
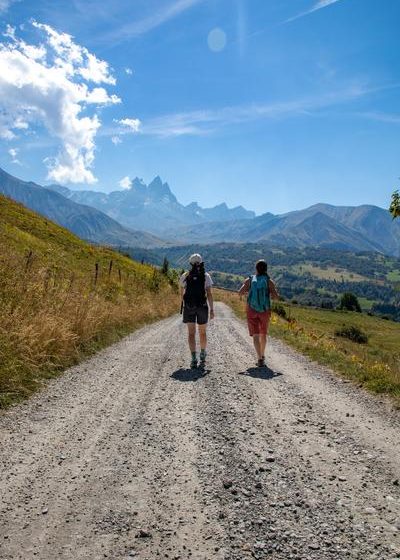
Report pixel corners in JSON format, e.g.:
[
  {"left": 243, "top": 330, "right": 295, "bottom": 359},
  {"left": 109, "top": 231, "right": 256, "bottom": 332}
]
[{"left": 1, "top": 302, "right": 399, "bottom": 559}]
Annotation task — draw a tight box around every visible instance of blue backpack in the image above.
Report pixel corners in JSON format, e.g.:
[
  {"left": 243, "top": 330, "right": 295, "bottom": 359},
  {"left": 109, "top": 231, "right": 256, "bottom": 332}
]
[{"left": 247, "top": 274, "right": 270, "bottom": 312}]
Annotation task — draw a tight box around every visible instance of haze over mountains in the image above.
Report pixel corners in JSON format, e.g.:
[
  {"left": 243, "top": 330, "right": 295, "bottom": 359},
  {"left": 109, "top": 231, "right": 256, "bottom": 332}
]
[
  {"left": 48, "top": 176, "right": 255, "bottom": 233},
  {"left": 1, "top": 167, "right": 399, "bottom": 256}
]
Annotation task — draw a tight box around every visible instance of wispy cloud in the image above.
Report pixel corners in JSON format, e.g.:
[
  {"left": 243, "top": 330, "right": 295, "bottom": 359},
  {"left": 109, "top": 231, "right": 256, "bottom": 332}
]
[
  {"left": 138, "top": 83, "right": 380, "bottom": 138},
  {"left": 355, "top": 111, "right": 400, "bottom": 124},
  {"left": 285, "top": 0, "right": 343, "bottom": 23},
  {"left": 101, "top": 0, "right": 203, "bottom": 44},
  {"left": 0, "top": 0, "right": 18, "bottom": 13}
]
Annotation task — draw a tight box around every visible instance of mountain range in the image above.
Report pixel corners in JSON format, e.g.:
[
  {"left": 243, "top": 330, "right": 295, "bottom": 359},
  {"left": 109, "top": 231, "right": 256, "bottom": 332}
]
[
  {"left": 0, "top": 167, "right": 399, "bottom": 256},
  {"left": 168, "top": 203, "right": 400, "bottom": 256},
  {"left": 48, "top": 177, "right": 255, "bottom": 233},
  {"left": 0, "top": 168, "right": 164, "bottom": 248}
]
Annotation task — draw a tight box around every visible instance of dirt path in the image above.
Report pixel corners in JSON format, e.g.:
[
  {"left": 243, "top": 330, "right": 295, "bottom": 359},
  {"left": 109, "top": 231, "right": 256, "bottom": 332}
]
[{"left": 1, "top": 302, "right": 399, "bottom": 560}]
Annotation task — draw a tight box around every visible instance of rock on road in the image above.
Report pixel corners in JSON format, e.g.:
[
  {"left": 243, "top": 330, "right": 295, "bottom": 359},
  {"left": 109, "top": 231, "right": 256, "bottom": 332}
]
[{"left": 1, "top": 302, "right": 399, "bottom": 560}]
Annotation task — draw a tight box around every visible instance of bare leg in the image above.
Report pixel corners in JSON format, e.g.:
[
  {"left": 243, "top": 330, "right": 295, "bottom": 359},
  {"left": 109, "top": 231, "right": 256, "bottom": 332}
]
[
  {"left": 198, "top": 324, "right": 207, "bottom": 351},
  {"left": 260, "top": 334, "right": 267, "bottom": 358},
  {"left": 252, "top": 334, "right": 263, "bottom": 360},
  {"left": 187, "top": 323, "right": 196, "bottom": 353}
]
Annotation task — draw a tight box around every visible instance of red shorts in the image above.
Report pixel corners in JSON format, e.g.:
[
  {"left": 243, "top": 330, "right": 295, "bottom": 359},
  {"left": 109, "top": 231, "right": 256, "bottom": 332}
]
[{"left": 247, "top": 306, "right": 271, "bottom": 336}]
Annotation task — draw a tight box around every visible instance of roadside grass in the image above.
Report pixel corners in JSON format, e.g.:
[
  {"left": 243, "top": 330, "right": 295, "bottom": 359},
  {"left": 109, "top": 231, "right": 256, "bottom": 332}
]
[
  {"left": 215, "top": 289, "right": 400, "bottom": 404},
  {"left": 0, "top": 195, "right": 180, "bottom": 409}
]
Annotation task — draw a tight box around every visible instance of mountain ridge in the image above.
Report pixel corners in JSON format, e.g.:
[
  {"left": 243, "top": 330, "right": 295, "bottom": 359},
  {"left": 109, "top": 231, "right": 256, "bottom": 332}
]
[
  {"left": 46, "top": 176, "right": 256, "bottom": 233},
  {"left": 0, "top": 168, "right": 165, "bottom": 248}
]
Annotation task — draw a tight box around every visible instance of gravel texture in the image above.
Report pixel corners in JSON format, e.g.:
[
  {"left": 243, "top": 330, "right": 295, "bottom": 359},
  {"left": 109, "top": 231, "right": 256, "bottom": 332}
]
[{"left": 0, "top": 302, "right": 399, "bottom": 560}]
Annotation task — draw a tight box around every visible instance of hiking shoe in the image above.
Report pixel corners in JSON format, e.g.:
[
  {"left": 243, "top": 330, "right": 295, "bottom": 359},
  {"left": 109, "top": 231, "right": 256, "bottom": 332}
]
[
  {"left": 200, "top": 350, "right": 207, "bottom": 365},
  {"left": 190, "top": 357, "right": 198, "bottom": 369},
  {"left": 257, "top": 357, "right": 265, "bottom": 368}
]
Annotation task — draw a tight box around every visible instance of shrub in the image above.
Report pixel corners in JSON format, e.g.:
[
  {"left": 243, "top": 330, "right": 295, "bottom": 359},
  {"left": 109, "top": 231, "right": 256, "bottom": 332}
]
[
  {"left": 272, "top": 302, "right": 287, "bottom": 319},
  {"left": 335, "top": 325, "right": 368, "bottom": 344},
  {"left": 340, "top": 292, "right": 361, "bottom": 312}
]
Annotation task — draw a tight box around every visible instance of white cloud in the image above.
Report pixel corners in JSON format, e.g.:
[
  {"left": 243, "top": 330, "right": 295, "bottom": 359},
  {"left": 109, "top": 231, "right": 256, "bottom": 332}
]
[
  {"left": 111, "top": 135, "right": 122, "bottom": 145},
  {"left": 286, "top": 0, "right": 343, "bottom": 23},
  {"left": 0, "top": 22, "right": 123, "bottom": 184},
  {"left": 124, "top": 67, "right": 133, "bottom": 75},
  {"left": 117, "top": 118, "right": 141, "bottom": 133},
  {"left": 119, "top": 176, "right": 131, "bottom": 190},
  {"left": 8, "top": 147, "right": 20, "bottom": 164}
]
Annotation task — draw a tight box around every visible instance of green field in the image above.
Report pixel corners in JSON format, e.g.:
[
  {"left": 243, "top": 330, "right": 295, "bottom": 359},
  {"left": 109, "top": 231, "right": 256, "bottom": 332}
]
[{"left": 216, "top": 289, "right": 400, "bottom": 404}]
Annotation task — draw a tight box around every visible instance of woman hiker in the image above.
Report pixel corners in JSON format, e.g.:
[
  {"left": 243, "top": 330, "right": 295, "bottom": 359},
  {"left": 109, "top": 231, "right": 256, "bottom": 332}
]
[
  {"left": 180, "top": 253, "right": 214, "bottom": 369},
  {"left": 239, "top": 259, "right": 279, "bottom": 367}
]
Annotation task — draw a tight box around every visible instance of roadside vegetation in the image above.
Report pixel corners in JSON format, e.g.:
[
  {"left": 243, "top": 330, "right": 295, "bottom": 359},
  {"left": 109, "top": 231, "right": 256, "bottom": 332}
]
[
  {"left": 215, "top": 289, "right": 400, "bottom": 403},
  {"left": 0, "top": 195, "right": 180, "bottom": 408}
]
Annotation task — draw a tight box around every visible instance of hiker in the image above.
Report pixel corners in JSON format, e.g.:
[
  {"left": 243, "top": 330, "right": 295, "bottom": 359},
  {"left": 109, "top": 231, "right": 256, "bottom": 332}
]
[
  {"left": 238, "top": 259, "right": 279, "bottom": 367},
  {"left": 180, "top": 254, "right": 214, "bottom": 368}
]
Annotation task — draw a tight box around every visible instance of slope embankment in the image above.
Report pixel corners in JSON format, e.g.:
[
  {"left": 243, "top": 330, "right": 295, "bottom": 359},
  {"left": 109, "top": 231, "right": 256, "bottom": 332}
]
[
  {"left": 0, "top": 194, "right": 179, "bottom": 408},
  {"left": 0, "top": 303, "right": 399, "bottom": 560}
]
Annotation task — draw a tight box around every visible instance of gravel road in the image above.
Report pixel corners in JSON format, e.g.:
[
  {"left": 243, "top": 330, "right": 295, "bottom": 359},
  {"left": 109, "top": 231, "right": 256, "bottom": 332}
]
[{"left": 1, "top": 302, "right": 399, "bottom": 560}]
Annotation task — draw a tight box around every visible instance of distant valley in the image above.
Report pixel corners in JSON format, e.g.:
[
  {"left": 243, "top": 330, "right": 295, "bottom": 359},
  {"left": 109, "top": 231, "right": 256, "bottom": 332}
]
[{"left": 129, "top": 243, "right": 400, "bottom": 322}]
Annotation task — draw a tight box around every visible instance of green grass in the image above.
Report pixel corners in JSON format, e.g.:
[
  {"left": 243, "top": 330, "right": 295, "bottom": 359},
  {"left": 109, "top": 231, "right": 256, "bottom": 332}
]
[
  {"left": 293, "top": 264, "right": 367, "bottom": 282},
  {"left": 215, "top": 289, "right": 400, "bottom": 404},
  {"left": 0, "top": 195, "right": 180, "bottom": 408},
  {"left": 357, "top": 297, "right": 376, "bottom": 310},
  {"left": 387, "top": 269, "right": 400, "bottom": 282}
]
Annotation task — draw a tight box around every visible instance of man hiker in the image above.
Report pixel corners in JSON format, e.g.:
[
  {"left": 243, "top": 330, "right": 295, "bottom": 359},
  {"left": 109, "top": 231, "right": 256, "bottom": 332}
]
[
  {"left": 180, "top": 254, "right": 214, "bottom": 368},
  {"left": 238, "top": 259, "right": 279, "bottom": 367}
]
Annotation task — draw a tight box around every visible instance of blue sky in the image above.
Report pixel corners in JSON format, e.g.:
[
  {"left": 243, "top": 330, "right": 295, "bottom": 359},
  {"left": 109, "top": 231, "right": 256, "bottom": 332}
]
[{"left": 0, "top": 0, "right": 399, "bottom": 214}]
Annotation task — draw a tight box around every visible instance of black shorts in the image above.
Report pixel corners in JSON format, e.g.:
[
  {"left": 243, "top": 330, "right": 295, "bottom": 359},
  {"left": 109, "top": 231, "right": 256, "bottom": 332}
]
[{"left": 183, "top": 304, "right": 209, "bottom": 325}]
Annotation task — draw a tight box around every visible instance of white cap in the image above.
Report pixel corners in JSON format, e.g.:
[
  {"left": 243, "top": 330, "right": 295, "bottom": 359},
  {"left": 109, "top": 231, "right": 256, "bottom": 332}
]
[{"left": 189, "top": 253, "right": 203, "bottom": 265}]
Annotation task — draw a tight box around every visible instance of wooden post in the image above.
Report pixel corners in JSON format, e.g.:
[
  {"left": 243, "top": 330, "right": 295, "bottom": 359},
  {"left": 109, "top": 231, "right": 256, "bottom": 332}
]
[
  {"left": 94, "top": 262, "right": 99, "bottom": 286},
  {"left": 108, "top": 260, "right": 113, "bottom": 278},
  {"left": 25, "top": 250, "right": 33, "bottom": 272},
  {"left": 118, "top": 268, "right": 122, "bottom": 283}
]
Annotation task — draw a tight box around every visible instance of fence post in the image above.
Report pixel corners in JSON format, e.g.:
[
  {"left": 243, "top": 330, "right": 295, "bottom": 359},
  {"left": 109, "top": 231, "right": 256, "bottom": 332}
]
[
  {"left": 108, "top": 260, "right": 113, "bottom": 278},
  {"left": 94, "top": 262, "right": 99, "bottom": 286},
  {"left": 25, "top": 250, "right": 33, "bottom": 272}
]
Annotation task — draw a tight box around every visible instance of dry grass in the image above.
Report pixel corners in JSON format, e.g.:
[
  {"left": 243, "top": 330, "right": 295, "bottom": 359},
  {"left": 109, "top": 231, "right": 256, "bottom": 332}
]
[
  {"left": 0, "top": 195, "right": 179, "bottom": 408},
  {"left": 0, "top": 250, "right": 179, "bottom": 408}
]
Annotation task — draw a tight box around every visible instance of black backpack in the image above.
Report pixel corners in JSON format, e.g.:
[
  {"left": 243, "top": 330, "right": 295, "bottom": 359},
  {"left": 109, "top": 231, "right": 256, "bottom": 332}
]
[{"left": 184, "top": 271, "right": 207, "bottom": 307}]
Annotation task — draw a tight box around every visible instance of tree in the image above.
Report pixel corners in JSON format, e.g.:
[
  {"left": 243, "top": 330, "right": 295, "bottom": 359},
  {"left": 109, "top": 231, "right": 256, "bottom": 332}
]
[
  {"left": 161, "top": 257, "right": 169, "bottom": 275},
  {"left": 390, "top": 190, "right": 400, "bottom": 219},
  {"left": 339, "top": 292, "right": 361, "bottom": 312}
]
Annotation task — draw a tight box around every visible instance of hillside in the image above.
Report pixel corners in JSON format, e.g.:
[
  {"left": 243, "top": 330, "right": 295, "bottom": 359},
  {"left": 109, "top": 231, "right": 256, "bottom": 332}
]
[
  {"left": 166, "top": 204, "right": 400, "bottom": 256},
  {"left": 0, "top": 194, "right": 179, "bottom": 407},
  {"left": 0, "top": 168, "right": 165, "bottom": 248},
  {"left": 128, "top": 243, "right": 400, "bottom": 321}
]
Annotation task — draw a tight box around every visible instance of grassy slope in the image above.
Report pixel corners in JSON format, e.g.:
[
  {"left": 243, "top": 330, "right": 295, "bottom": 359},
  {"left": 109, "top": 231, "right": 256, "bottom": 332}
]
[
  {"left": 215, "top": 289, "right": 400, "bottom": 404},
  {"left": 0, "top": 195, "right": 180, "bottom": 408}
]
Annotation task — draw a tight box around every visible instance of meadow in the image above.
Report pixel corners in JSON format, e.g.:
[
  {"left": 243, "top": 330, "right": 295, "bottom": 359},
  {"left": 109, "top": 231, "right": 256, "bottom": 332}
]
[
  {"left": 0, "top": 195, "right": 180, "bottom": 408},
  {"left": 215, "top": 288, "right": 400, "bottom": 404}
]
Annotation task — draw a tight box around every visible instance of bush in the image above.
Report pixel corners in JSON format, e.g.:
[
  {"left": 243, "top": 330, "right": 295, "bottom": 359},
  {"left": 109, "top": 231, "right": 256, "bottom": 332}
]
[
  {"left": 335, "top": 325, "right": 368, "bottom": 344},
  {"left": 340, "top": 292, "right": 361, "bottom": 312},
  {"left": 272, "top": 302, "right": 287, "bottom": 319}
]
